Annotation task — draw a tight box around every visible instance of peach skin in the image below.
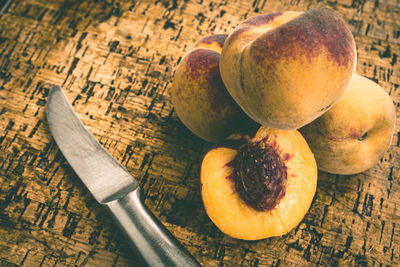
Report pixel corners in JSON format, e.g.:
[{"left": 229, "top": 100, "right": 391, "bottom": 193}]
[
  {"left": 220, "top": 7, "right": 357, "bottom": 130},
  {"left": 300, "top": 74, "right": 396, "bottom": 175},
  {"left": 172, "top": 34, "right": 257, "bottom": 143}
]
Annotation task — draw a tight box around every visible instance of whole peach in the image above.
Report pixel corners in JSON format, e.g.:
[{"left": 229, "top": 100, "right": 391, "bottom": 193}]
[
  {"left": 172, "top": 34, "right": 256, "bottom": 143},
  {"left": 300, "top": 74, "right": 396, "bottom": 175},
  {"left": 220, "top": 7, "right": 357, "bottom": 129}
]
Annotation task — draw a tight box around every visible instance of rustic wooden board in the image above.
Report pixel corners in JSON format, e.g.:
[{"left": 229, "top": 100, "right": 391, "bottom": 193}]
[{"left": 0, "top": 0, "right": 399, "bottom": 266}]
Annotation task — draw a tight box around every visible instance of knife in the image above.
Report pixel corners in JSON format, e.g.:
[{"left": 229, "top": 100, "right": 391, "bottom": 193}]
[{"left": 46, "top": 85, "right": 200, "bottom": 267}]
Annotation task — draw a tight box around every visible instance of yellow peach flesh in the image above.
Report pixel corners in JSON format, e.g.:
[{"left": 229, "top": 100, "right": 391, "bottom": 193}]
[{"left": 201, "top": 127, "right": 317, "bottom": 240}]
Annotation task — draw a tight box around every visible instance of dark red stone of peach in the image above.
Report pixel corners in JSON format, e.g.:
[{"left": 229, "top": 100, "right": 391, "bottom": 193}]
[{"left": 233, "top": 140, "right": 287, "bottom": 211}]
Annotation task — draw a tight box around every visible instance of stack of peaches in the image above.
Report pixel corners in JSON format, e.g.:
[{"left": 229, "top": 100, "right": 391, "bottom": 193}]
[{"left": 172, "top": 7, "right": 396, "bottom": 240}]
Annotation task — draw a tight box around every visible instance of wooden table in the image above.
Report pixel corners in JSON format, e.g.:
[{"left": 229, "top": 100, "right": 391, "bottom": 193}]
[{"left": 0, "top": 0, "right": 399, "bottom": 266}]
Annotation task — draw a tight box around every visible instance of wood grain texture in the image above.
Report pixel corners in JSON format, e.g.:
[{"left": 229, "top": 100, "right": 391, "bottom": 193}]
[{"left": 0, "top": 0, "right": 399, "bottom": 266}]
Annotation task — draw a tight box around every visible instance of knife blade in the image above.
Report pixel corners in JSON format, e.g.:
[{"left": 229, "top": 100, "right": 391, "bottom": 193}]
[
  {"left": 46, "top": 85, "right": 200, "bottom": 267},
  {"left": 46, "top": 85, "right": 138, "bottom": 203}
]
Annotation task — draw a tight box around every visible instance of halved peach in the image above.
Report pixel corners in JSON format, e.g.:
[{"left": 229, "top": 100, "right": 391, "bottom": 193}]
[{"left": 201, "top": 126, "right": 317, "bottom": 240}]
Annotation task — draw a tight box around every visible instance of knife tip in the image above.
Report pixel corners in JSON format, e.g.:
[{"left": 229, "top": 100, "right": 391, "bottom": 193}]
[{"left": 46, "top": 85, "right": 63, "bottom": 121}]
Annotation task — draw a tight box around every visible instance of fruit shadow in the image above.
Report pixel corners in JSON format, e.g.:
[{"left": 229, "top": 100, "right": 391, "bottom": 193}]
[{"left": 141, "top": 113, "right": 224, "bottom": 237}]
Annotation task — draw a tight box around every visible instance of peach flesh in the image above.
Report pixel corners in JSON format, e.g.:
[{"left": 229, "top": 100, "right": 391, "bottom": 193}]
[{"left": 200, "top": 127, "right": 318, "bottom": 240}]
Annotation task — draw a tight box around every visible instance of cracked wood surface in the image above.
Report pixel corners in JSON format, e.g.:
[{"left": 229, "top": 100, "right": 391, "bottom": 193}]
[{"left": 0, "top": 0, "right": 399, "bottom": 266}]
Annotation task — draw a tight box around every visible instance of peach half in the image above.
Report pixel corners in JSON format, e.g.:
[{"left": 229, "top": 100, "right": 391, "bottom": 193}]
[
  {"left": 220, "top": 7, "right": 357, "bottom": 129},
  {"left": 300, "top": 74, "right": 396, "bottom": 175},
  {"left": 172, "top": 34, "right": 256, "bottom": 143},
  {"left": 201, "top": 126, "right": 317, "bottom": 240}
]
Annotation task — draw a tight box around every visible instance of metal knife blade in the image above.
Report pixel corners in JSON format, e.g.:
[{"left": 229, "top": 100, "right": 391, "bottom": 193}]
[
  {"left": 46, "top": 85, "right": 138, "bottom": 203},
  {"left": 46, "top": 85, "right": 200, "bottom": 266}
]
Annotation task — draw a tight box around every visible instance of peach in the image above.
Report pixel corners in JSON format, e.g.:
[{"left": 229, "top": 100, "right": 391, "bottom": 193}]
[
  {"left": 219, "top": 7, "right": 357, "bottom": 130},
  {"left": 171, "top": 34, "right": 257, "bottom": 143},
  {"left": 300, "top": 74, "right": 396, "bottom": 175},
  {"left": 201, "top": 126, "right": 317, "bottom": 240}
]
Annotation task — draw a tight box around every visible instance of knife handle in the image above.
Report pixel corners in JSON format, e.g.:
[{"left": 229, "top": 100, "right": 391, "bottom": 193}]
[{"left": 104, "top": 188, "right": 200, "bottom": 267}]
